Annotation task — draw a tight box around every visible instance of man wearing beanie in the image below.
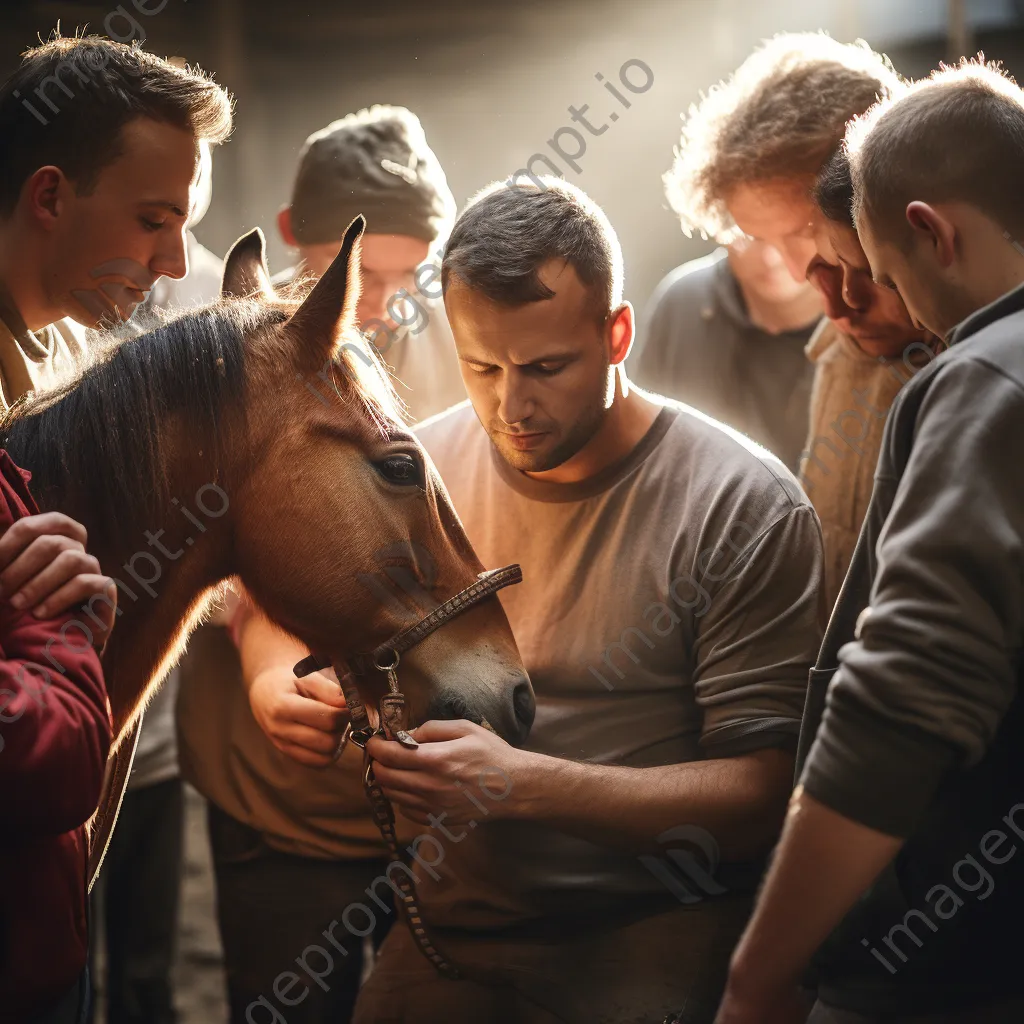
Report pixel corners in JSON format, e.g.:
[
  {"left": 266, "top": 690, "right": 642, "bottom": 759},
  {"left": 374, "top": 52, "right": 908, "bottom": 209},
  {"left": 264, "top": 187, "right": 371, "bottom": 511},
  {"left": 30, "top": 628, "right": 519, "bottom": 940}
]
[
  {"left": 175, "top": 106, "right": 462, "bottom": 1024},
  {"left": 277, "top": 105, "right": 465, "bottom": 422}
]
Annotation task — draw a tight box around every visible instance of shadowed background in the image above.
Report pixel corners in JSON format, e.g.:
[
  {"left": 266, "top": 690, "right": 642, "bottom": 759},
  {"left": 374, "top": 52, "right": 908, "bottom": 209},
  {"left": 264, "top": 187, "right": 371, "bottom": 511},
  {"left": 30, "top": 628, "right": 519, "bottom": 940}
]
[{"left": 4, "top": 0, "right": 1024, "bottom": 323}]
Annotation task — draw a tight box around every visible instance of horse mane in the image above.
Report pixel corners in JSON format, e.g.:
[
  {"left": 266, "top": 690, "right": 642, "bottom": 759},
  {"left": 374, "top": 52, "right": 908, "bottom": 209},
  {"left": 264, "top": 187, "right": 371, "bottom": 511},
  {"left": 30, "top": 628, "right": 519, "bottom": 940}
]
[{"left": 0, "top": 296, "right": 404, "bottom": 551}]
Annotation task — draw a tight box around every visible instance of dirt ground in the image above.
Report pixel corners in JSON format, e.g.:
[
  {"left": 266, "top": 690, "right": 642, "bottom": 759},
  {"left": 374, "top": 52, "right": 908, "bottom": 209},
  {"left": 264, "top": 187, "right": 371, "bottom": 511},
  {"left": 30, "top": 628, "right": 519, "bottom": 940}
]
[{"left": 93, "top": 784, "right": 229, "bottom": 1022}]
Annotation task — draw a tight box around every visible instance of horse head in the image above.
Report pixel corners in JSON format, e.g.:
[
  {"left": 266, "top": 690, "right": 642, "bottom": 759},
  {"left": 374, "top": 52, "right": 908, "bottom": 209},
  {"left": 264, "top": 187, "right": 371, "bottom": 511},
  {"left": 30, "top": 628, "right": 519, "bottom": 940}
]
[{"left": 220, "top": 218, "right": 535, "bottom": 746}]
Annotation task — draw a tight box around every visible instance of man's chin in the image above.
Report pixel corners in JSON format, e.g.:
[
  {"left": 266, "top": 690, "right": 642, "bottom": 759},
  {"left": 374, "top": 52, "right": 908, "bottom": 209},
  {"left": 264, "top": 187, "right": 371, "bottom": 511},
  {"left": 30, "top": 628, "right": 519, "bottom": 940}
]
[
  {"left": 494, "top": 443, "right": 555, "bottom": 473},
  {"left": 488, "top": 434, "right": 562, "bottom": 473},
  {"left": 69, "top": 286, "right": 146, "bottom": 330},
  {"left": 846, "top": 327, "right": 925, "bottom": 360}
]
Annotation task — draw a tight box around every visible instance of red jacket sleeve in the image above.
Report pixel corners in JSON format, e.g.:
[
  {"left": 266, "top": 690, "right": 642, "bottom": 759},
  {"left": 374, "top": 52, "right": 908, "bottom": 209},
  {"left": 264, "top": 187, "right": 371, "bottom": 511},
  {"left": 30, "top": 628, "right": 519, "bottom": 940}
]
[{"left": 0, "top": 451, "right": 111, "bottom": 836}]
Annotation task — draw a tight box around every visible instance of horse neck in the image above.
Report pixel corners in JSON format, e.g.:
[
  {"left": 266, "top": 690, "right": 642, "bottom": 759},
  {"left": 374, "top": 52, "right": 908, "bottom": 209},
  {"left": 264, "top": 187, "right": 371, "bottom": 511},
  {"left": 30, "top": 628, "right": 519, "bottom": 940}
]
[
  {"left": 103, "top": 528, "right": 231, "bottom": 738},
  {"left": 72, "top": 462, "right": 236, "bottom": 739}
]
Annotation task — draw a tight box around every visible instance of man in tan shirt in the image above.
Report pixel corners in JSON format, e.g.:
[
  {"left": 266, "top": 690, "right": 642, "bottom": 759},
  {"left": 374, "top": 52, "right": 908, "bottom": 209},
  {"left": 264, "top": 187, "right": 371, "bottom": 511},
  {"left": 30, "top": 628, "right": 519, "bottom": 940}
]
[
  {"left": 663, "top": 33, "right": 937, "bottom": 607},
  {"left": 0, "top": 33, "right": 231, "bottom": 647},
  {"left": 800, "top": 148, "right": 942, "bottom": 605},
  {"left": 335, "top": 179, "right": 823, "bottom": 1022}
]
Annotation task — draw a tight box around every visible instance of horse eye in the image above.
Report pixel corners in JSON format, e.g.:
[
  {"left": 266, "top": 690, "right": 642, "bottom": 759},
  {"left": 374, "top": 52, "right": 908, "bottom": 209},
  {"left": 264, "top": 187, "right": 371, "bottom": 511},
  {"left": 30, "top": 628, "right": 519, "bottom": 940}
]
[{"left": 377, "top": 453, "right": 422, "bottom": 487}]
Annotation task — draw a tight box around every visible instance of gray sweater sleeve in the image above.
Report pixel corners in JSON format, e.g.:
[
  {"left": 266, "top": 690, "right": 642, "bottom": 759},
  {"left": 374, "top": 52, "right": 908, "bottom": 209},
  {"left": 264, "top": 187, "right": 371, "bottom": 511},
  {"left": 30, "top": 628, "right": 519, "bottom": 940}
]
[{"left": 800, "top": 357, "right": 1024, "bottom": 837}]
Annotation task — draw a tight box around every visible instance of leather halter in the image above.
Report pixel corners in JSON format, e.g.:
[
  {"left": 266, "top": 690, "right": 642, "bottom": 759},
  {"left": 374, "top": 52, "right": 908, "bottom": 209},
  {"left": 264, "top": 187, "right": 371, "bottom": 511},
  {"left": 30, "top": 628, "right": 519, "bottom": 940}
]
[{"left": 293, "top": 562, "right": 523, "bottom": 979}]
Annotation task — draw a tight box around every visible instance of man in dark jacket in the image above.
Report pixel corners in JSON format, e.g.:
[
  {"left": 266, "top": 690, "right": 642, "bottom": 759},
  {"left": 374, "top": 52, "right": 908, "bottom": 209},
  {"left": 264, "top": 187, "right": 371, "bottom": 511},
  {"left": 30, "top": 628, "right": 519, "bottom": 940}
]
[{"left": 714, "top": 61, "right": 1024, "bottom": 1024}]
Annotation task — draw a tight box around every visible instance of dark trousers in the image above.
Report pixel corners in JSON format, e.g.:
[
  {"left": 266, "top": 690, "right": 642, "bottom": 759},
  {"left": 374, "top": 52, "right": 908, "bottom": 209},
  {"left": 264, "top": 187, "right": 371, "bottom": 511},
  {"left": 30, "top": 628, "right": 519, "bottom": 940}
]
[
  {"left": 91, "top": 777, "right": 184, "bottom": 1024},
  {"left": 32, "top": 969, "right": 91, "bottom": 1024},
  {"left": 207, "top": 802, "right": 392, "bottom": 1024}
]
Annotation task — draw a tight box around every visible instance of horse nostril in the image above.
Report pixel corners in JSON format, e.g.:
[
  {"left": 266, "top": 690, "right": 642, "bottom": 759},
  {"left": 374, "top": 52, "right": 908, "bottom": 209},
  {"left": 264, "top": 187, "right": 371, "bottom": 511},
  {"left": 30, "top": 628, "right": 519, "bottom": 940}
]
[{"left": 513, "top": 681, "right": 535, "bottom": 733}]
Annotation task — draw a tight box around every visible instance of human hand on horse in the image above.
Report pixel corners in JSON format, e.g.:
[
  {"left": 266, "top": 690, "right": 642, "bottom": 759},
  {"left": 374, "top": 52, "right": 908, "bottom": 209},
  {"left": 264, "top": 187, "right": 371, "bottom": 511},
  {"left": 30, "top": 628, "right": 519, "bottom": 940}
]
[
  {"left": 237, "top": 607, "right": 350, "bottom": 768},
  {"left": 248, "top": 666, "right": 351, "bottom": 768},
  {"left": 367, "top": 719, "right": 531, "bottom": 825},
  {"left": 0, "top": 511, "right": 117, "bottom": 652}
]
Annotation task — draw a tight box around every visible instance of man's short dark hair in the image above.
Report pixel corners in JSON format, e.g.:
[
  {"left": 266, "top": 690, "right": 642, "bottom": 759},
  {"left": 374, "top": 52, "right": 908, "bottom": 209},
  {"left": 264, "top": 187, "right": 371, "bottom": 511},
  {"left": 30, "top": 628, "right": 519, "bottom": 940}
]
[
  {"left": 0, "top": 35, "right": 233, "bottom": 215},
  {"left": 813, "top": 148, "right": 855, "bottom": 227},
  {"left": 847, "top": 59, "right": 1024, "bottom": 244},
  {"left": 441, "top": 178, "right": 623, "bottom": 318}
]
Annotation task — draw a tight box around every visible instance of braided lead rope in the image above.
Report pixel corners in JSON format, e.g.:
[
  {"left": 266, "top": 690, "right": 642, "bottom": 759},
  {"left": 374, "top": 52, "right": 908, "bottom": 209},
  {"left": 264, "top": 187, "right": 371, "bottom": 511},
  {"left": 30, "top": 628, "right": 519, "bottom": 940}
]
[
  {"left": 363, "top": 756, "right": 462, "bottom": 979},
  {"left": 289, "top": 562, "right": 525, "bottom": 981},
  {"left": 332, "top": 659, "right": 463, "bottom": 979}
]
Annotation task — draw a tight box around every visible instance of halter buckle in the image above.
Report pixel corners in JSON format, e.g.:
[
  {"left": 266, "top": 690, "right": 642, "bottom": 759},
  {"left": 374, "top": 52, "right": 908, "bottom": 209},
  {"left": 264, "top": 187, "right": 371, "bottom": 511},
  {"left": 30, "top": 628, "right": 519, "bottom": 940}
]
[{"left": 348, "top": 725, "right": 379, "bottom": 749}]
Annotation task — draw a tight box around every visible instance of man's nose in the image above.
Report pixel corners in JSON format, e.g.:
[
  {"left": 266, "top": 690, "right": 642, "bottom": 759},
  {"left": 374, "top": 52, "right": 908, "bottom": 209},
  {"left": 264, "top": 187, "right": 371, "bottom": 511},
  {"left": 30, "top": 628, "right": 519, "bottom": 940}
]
[
  {"left": 842, "top": 268, "right": 875, "bottom": 313},
  {"left": 807, "top": 262, "right": 852, "bottom": 322},
  {"left": 153, "top": 228, "right": 189, "bottom": 282},
  {"left": 497, "top": 374, "right": 534, "bottom": 425}
]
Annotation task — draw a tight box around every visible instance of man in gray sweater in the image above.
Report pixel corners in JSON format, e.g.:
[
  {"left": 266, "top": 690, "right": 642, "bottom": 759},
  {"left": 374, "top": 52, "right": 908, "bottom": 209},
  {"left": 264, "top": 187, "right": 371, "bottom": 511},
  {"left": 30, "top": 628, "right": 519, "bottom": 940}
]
[
  {"left": 631, "top": 239, "right": 821, "bottom": 473},
  {"left": 714, "top": 60, "right": 1024, "bottom": 1024}
]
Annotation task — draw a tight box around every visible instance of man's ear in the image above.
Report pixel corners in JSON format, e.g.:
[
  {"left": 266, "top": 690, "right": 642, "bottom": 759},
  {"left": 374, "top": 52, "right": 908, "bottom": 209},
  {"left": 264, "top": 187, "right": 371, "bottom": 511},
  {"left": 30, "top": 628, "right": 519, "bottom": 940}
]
[
  {"left": 277, "top": 206, "right": 297, "bottom": 248},
  {"left": 906, "top": 201, "right": 956, "bottom": 268},
  {"left": 24, "top": 167, "right": 64, "bottom": 228},
  {"left": 607, "top": 301, "right": 635, "bottom": 365}
]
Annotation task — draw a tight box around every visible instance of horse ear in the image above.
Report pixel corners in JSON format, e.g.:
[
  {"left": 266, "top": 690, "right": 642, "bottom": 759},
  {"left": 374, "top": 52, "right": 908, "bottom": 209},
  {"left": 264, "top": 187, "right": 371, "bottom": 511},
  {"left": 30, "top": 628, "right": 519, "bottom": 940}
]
[
  {"left": 222, "top": 228, "right": 275, "bottom": 300},
  {"left": 286, "top": 215, "right": 364, "bottom": 361}
]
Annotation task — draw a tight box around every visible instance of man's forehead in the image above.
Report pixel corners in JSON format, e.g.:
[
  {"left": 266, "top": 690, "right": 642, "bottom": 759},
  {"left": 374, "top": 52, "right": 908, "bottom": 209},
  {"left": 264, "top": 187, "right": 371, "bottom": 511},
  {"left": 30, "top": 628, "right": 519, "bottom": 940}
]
[
  {"left": 446, "top": 271, "right": 598, "bottom": 357},
  {"left": 829, "top": 222, "right": 871, "bottom": 269},
  {"left": 359, "top": 233, "right": 431, "bottom": 273},
  {"left": 448, "top": 260, "right": 594, "bottom": 317},
  {"left": 853, "top": 213, "right": 889, "bottom": 278},
  {"left": 97, "top": 117, "right": 200, "bottom": 204},
  {"left": 728, "top": 178, "right": 816, "bottom": 236}
]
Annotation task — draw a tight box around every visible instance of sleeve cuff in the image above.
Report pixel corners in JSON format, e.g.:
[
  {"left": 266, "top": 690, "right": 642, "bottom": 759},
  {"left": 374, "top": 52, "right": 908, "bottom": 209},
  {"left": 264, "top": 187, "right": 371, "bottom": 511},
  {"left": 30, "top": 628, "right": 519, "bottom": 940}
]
[
  {"left": 701, "top": 716, "right": 801, "bottom": 758},
  {"left": 799, "top": 697, "right": 959, "bottom": 837}
]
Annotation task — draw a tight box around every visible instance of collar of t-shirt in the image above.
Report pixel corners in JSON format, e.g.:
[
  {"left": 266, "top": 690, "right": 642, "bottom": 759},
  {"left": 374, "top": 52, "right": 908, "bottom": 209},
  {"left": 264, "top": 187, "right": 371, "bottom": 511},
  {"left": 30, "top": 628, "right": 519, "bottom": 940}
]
[
  {"left": 0, "top": 279, "right": 54, "bottom": 363},
  {"left": 487, "top": 405, "right": 679, "bottom": 504}
]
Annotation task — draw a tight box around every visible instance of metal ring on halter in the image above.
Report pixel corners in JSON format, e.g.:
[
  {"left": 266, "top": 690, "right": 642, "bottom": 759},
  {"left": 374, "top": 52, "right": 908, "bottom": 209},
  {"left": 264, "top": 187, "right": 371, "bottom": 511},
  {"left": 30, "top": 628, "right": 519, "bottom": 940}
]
[
  {"left": 348, "top": 724, "right": 379, "bottom": 750},
  {"left": 373, "top": 649, "right": 400, "bottom": 673}
]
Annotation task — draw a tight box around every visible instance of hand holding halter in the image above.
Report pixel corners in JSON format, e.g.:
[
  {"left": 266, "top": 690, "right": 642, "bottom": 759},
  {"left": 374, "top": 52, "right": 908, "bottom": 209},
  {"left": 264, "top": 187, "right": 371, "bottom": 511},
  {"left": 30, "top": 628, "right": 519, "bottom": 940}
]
[{"left": 291, "top": 563, "right": 524, "bottom": 981}]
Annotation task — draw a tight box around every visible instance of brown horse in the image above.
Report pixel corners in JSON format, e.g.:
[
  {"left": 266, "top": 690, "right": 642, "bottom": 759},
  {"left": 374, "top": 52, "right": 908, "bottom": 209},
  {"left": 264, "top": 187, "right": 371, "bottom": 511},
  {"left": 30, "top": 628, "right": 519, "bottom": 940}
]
[{"left": 1, "top": 218, "right": 535, "bottom": 754}]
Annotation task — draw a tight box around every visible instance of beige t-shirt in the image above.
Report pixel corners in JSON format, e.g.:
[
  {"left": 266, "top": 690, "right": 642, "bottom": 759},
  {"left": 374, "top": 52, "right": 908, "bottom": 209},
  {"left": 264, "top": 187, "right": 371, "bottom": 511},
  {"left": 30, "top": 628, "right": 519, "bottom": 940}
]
[
  {"left": 413, "top": 399, "right": 825, "bottom": 927},
  {"left": 799, "top": 321, "right": 939, "bottom": 609},
  {"left": 0, "top": 285, "right": 89, "bottom": 412}
]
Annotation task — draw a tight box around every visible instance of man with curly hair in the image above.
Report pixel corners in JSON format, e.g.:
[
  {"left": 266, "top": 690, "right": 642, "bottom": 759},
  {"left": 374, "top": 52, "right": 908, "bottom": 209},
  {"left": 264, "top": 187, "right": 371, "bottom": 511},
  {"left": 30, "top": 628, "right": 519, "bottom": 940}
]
[{"left": 662, "top": 33, "right": 936, "bottom": 608}]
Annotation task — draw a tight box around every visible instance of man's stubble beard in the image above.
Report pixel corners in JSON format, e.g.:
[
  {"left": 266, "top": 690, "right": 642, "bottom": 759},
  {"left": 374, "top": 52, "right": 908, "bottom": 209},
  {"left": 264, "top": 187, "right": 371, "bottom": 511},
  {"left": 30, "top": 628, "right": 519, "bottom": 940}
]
[{"left": 489, "top": 391, "right": 608, "bottom": 474}]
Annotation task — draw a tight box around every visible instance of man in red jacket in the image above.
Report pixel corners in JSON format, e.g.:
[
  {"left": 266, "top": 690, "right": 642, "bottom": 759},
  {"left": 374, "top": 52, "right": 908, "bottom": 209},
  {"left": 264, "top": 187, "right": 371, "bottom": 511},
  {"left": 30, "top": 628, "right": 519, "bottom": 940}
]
[
  {"left": 0, "top": 448, "right": 115, "bottom": 1024},
  {"left": 0, "top": 31, "right": 231, "bottom": 1021}
]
